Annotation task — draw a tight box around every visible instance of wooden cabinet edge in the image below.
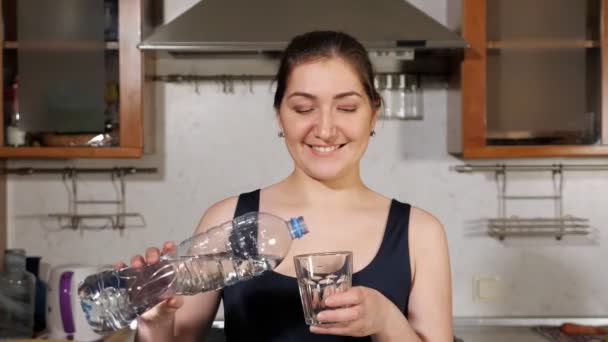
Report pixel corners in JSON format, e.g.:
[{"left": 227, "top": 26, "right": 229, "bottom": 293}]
[
  {"left": 461, "top": 145, "right": 608, "bottom": 158},
  {"left": 0, "top": 147, "right": 143, "bottom": 158},
  {"left": 0, "top": 160, "right": 5, "bottom": 273},
  {"left": 601, "top": 0, "right": 608, "bottom": 144},
  {"left": 118, "top": 0, "right": 144, "bottom": 152}
]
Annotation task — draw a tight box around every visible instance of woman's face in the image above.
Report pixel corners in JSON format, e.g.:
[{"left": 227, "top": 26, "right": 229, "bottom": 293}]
[{"left": 277, "top": 56, "right": 377, "bottom": 182}]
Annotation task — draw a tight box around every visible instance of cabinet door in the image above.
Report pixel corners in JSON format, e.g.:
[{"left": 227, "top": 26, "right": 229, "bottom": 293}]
[
  {"left": 456, "top": 0, "right": 608, "bottom": 158},
  {"left": 0, "top": 0, "right": 143, "bottom": 158}
]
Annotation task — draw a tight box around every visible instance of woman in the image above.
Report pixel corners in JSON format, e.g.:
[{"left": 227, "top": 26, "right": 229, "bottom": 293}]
[{"left": 124, "top": 30, "right": 452, "bottom": 341}]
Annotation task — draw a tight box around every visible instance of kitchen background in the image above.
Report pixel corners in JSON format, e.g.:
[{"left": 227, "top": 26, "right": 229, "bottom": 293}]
[{"left": 5, "top": 0, "right": 608, "bottom": 319}]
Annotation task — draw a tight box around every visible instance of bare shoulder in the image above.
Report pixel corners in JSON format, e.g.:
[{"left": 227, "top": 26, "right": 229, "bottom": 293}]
[
  {"left": 194, "top": 196, "right": 239, "bottom": 234},
  {"left": 403, "top": 207, "right": 453, "bottom": 339},
  {"left": 409, "top": 206, "right": 445, "bottom": 235},
  {"left": 408, "top": 206, "right": 448, "bottom": 254},
  {"left": 406, "top": 206, "right": 449, "bottom": 278}
]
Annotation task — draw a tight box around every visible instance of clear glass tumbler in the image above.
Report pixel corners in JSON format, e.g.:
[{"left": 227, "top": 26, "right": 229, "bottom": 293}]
[{"left": 293, "top": 251, "right": 353, "bottom": 326}]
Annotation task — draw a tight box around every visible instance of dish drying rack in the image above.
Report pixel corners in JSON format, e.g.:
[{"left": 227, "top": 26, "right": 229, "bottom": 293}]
[
  {"left": 7, "top": 167, "right": 157, "bottom": 230},
  {"left": 453, "top": 163, "right": 604, "bottom": 240}
]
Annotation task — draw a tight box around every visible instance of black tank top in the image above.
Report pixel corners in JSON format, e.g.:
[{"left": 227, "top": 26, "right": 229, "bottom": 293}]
[{"left": 221, "top": 189, "right": 412, "bottom": 341}]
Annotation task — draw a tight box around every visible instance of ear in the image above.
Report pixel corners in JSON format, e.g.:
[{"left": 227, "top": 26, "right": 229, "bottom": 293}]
[
  {"left": 275, "top": 111, "right": 285, "bottom": 133},
  {"left": 370, "top": 109, "right": 379, "bottom": 131}
]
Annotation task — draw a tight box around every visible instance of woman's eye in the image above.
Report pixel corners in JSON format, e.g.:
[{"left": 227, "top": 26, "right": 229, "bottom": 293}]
[
  {"left": 338, "top": 107, "right": 357, "bottom": 113},
  {"left": 294, "top": 107, "right": 313, "bottom": 114}
]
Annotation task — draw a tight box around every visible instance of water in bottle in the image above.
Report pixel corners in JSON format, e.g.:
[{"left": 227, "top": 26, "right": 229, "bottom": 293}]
[{"left": 79, "top": 212, "right": 308, "bottom": 333}]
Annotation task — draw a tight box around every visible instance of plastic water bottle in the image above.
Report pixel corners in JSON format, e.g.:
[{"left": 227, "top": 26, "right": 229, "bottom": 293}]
[
  {"left": 0, "top": 249, "right": 36, "bottom": 338},
  {"left": 78, "top": 211, "right": 308, "bottom": 334}
]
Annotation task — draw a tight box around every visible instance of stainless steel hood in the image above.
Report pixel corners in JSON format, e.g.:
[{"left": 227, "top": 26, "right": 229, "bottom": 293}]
[{"left": 139, "top": 0, "right": 467, "bottom": 53}]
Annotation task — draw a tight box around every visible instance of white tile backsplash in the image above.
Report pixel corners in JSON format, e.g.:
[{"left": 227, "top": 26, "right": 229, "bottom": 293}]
[{"left": 6, "top": 0, "right": 608, "bottom": 317}]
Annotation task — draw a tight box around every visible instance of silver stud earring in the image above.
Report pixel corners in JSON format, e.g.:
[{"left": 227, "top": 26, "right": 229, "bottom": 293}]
[
  {"left": 370, "top": 130, "right": 376, "bottom": 137},
  {"left": 278, "top": 131, "right": 285, "bottom": 138}
]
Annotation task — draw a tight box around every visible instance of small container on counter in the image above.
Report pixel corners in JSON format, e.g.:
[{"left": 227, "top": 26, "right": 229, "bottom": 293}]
[{"left": 0, "top": 249, "right": 36, "bottom": 339}]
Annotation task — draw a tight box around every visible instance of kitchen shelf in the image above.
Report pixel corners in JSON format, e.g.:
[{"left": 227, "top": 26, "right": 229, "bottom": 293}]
[
  {"left": 0, "top": 147, "right": 142, "bottom": 158},
  {"left": 488, "top": 217, "right": 590, "bottom": 240},
  {"left": 450, "top": 0, "right": 608, "bottom": 158},
  {"left": 487, "top": 39, "right": 600, "bottom": 50},
  {"left": 486, "top": 129, "right": 598, "bottom": 146},
  {"left": 462, "top": 145, "right": 608, "bottom": 158},
  {"left": 3, "top": 41, "right": 119, "bottom": 50},
  {"left": 454, "top": 163, "right": 608, "bottom": 172}
]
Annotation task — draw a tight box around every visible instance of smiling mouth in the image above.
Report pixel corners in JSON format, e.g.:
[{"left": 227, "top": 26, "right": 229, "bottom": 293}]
[{"left": 306, "top": 144, "right": 347, "bottom": 153}]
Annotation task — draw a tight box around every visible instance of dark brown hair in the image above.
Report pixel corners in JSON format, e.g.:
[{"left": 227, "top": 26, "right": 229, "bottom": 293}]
[{"left": 273, "top": 30, "right": 382, "bottom": 111}]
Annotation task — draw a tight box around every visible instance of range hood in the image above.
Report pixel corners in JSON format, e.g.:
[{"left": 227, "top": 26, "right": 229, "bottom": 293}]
[{"left": 139, "top": 0, "right": 467, "bottom": 53}]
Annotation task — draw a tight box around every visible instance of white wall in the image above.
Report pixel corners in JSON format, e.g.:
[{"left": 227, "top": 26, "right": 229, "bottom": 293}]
[{"left": 6, "top": 0, "right": 608, "bottom": 317}]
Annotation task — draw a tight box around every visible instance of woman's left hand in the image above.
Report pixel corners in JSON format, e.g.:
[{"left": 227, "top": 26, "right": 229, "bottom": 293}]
[{"left": 309, "top": 286, "right": 398, "bottom": 337}]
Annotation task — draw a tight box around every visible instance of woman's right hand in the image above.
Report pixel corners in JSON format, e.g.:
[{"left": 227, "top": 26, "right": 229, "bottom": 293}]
[{"left": 114, "top": 241, "right": 184, "bottom": 324}]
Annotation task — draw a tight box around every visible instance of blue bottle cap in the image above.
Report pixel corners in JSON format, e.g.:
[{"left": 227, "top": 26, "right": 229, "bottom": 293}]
[{"left": 289, "top": 216, "right": 308, "bottom": 239}]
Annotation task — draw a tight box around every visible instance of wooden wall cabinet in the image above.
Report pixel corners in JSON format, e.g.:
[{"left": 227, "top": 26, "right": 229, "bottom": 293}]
[
  {"left": 450, "top": 0, "right": 608, "bottom": 158},
  {"left": 0, "top": 0, "right": 144, "bottom": 158}
]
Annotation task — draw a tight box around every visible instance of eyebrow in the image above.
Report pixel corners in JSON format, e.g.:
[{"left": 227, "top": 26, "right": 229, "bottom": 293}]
[{"left": 286, "top": 91, "right": 363, "bottom": 100}]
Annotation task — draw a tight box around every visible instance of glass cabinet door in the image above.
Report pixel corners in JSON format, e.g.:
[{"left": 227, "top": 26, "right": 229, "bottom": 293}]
[
  {"left": 485, "top": 0, "right": 601, "bottom": 146},
  {"left": 3, "top": 0, "right": 119, "bottom": 148},
  {"left": 0, "top": 0, "right": 142, "bottom": 158}
]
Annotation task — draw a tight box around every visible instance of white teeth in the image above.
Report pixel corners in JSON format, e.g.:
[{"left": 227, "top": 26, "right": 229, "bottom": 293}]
[{"left": 312, "top": 145, "right": 338, "bottom": 153}]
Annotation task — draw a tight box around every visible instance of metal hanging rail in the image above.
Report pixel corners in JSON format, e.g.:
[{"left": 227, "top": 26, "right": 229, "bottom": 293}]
[
  {"left": 453, "top": 163, "right": 594, "bottom": 240},
  {"left": 148, "top": 74, "right": 274, "bottom": 94},
  {"left": 454, "top": 163, "right": 608, "bottom": 173},
  {"left": 149, "top": 74, "right": 273, "bottom": 82},
  {"left": 5, "top": 167, "right": 156, "bottom": 230},
  {"left": 4, "top": 167, "right": 157, "bottom": 176}
]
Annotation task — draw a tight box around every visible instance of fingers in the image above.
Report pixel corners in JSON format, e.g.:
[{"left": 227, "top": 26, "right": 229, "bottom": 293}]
[
  {"left": 125, "top": 241, "right": 176, "bottom": 270},
  {"left": 162, "top": 241, "right": 177, "bottom": 254},
  {"left": 130, "top": 254, "right": 145, "bottom": 268},
  {"left": 324, "top": 287, "right": 364, "bottom": 308},
  {"left": 310, "top": 287, "right": 367, "bottom": 336},
  {"left": 317, "top": 306, "right": 361, "bottom": 323},
  {"left": 310, "top": 324, "right": 353, "bottom": 336},
  {"left": 139, "top": 296, "right": 184, "bottom": 323},
  {"left": 310, "top": 307, "right": 366, "bottom": 337},
  {"left": 114, "top": 262, "right": 127, "bottom": 269},
  {"left": 165, "top": 296, "right": 184, "bottom": 309},
  {"left": 129, "top": 248, "right": 158, "bottom": 268},
  {"left": 145, "top": 247, "right": 162, "bottom": 263}
]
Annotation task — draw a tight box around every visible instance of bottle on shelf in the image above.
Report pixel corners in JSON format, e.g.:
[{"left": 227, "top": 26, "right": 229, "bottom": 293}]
[{"left": 5, "top": 78, "right": 27, "bottom": 146}]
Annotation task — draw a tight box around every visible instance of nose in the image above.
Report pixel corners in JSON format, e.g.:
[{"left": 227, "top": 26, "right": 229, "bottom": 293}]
[{"left": 314, "top": 109, "right": 336, "bottom": 140}]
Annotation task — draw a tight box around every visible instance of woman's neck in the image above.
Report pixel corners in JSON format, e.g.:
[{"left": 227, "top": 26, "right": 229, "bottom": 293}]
[{"left": 280, "top": 167, "right": 371, "bottom": 207}]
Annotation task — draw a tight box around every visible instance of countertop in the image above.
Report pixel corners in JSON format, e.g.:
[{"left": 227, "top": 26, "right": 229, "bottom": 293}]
[
  {"left": 453, "top": 317, "right": 608, "bottom": 342},
  {"left": 4, "top": 328, "right": 135, "bottom": 342},
  {"left": 103, "top": 325, "right": 600, "bottom": 342},
  {"left": 12, "top": 318, "right": 607, "bottom": 341},
  {"left": 454, "top": 326, "right": 549, "bottom": 342}
]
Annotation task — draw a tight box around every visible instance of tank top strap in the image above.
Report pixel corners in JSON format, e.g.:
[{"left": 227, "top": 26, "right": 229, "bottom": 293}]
[
  {"left": 354, "top": 199, "right": 412, "bottom": 313},
  {"left": 234, "top": 189, "right": 261, "bottom": 218},
  {"left": 379, "top": 199, "right": 411, "bottom": 258}
]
